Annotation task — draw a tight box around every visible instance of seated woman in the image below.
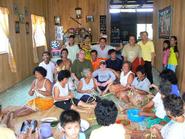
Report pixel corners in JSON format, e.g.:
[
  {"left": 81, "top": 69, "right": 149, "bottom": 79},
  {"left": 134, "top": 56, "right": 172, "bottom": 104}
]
[
  {"left": 139, "top": 80, "right": 171, "bottom": 128},
  {"left": 119, "top": 65, "right": 151, "bottom": 106},
  {"left": 92, "top": 60, "right": 116, "bottom": 96},
  {"left": 90, "top": 99, "right": 125, "bottom": 139},
  {"left": 109, "top": 61, "right": 134, "bottom": 97},
  {"left": 77, "top": 68, "right": 100, "bottom": 103},
  {"left": 53, "top": 70, "right": 95, "bottom": 113},
  {"left": 159, "top": 69, "right": 180, "bottom": 96},
  {"left": 3, "top": 67, "right": 53, "bottom": 117},
  {"left": 150, "top": 95, "right": 185, "bottom": 139}
]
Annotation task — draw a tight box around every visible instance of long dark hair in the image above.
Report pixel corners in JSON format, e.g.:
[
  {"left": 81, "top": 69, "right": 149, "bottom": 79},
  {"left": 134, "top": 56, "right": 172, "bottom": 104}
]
[
  {"left": 170, "top": 36, "right": 179, "bottom": 52},
  {"left": 163, "top": 40, "right": 170, "bottom": 51}
]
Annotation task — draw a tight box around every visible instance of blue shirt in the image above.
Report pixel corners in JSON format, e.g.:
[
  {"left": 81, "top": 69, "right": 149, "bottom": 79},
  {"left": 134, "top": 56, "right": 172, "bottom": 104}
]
[
  {"left": 171, "top": 84, "right": 180, "bottom": 96},
  {"left": 106, "top": 58, "right": 123, "bottom": 72}
]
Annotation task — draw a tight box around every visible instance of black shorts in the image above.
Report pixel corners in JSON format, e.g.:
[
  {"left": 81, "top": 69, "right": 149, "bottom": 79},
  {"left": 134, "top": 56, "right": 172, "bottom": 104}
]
[
  {"left": 97, "top": 81, "right": 108, "bottom": 91},
  {"left": 80, "top": 95, "right": 101, "bottom": 103},
  {"left": 54, "top": 98, "right": 79, "bottom": 110}
]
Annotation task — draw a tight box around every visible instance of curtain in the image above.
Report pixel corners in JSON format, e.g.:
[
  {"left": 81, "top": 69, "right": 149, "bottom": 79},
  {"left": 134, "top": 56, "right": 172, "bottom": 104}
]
[
  {"left": 0, "top": 7, "right": 17, "bottom": 72},
  {"left": 31, "top": 14, "right": 47, "bottom": 63}
]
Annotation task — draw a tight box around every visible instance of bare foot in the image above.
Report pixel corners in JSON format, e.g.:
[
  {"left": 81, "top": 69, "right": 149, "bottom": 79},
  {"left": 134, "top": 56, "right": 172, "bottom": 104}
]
[
  {"left": 0, "top": 112, "right": 10, "bottom": 125},
  {"left": 7, "top": 112, "right": 14, "bottom": 130}
]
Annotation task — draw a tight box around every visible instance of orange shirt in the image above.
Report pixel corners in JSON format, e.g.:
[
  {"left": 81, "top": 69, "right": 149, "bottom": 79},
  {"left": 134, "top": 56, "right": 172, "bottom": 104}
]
[{"left": 91, "top": 58, "right": 107, "bottom": 71}]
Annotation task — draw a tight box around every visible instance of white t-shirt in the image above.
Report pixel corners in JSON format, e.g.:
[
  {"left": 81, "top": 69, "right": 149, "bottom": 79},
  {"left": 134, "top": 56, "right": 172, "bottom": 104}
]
[
  {"left": 152, "top": 92, "right": 166, "bottom": 119},
  {"left": 66, "top": 44, "right": 80, "bottom": 63},
  {"left": 91, "top": 45, "right": 115, "bottom": 59},
  {"left": 53, "top": 82, "right": 69, "bottom": 102},
  {"left": 39, "top": 61, "right": 55, "bottom": 83},
  {"left": 161, "top": 120, "right": 185, "bottom": 139},
  {"left": 120, "top": 71, "right": 133, "bottom": 86},
  {"left": 89, "top": 124, "right": 125, "bottom": 139}
]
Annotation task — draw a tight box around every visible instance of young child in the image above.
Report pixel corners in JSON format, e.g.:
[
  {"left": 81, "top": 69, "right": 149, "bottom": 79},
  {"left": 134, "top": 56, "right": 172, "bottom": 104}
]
[
  {"left": 56, "top": 59, "right": 64, "bottom": 73},
  {"left": 39, "top": 51, "right": 55, "bottom": 83},
  {"left": 60, "top": 110, "right": 86, "bottom": 139},
  {"left": 167, "top": 36, "right": 179, "bottom": 72},
  {"left": 139, "top": 80, "right": 171, "bottom": 128},
  {"left": 162, "top": 40, "right": 170, "bottom": 69},
  {"left": 150, "top": 94, "right": 185, "bottom": 139}
]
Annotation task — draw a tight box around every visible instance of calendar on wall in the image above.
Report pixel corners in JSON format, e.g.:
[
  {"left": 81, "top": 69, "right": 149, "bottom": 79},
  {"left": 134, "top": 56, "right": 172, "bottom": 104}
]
[{"left": 100, "top": 15, "right": 106, "bottom": 34}]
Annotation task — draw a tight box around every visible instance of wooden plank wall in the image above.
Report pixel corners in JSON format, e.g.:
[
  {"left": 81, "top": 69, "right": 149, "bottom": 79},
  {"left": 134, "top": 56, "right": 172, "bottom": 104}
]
[
  {"left": 0, "top": 0, "right": 110, "bottom": 92},
  {"left": 153, "top": 0, "right": 185, "bottom": 92},
  {"left": 47, "top": 0, "right": 110, "bottom": 43},
  {"left": 0, "top": 0, "right": 47, "bottom": 92}
]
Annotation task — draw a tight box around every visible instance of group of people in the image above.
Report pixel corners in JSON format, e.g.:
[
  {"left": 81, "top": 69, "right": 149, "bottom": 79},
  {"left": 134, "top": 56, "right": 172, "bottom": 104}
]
[{"left": 0, "top": 31, "right": 184, "bottom": 139}]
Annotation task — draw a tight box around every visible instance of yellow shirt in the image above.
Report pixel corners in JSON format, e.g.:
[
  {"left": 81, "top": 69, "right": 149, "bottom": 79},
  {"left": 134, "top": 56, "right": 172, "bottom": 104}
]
[
  {"left": 138, "top": 40, "right": 155, "bottom": 62},
  {"left": 168, "top": 47, "right": 178, "bottom": 65}
]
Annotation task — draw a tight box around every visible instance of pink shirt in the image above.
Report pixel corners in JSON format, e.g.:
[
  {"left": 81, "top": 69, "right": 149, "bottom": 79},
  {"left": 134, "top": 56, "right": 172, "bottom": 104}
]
[{"left": 163, "top": 49, "right": 170, "bottom": 66}]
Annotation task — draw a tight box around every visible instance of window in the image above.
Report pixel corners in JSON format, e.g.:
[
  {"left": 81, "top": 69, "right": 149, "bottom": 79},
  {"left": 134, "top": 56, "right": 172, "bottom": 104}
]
[
  {"left": 31, "top": 14, "right": 47, "bottom": 47},
  {"left": 0, "top": 7, "right": 9, "bottom": 53},
  {"left": 137, "top": 24, "right": 153, "bottom": 40}
]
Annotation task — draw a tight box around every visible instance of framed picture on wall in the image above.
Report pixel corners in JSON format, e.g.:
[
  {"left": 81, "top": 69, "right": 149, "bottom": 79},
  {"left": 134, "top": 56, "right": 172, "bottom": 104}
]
[
  {"left": 86, "top": 16, "right": 94, "bottom": 22},
  {"left": 54, "top": 16, "right": 61, "bottom": 25},
  {"left": 15, "top": 21, "right": 20, "bottom": 33},
  {"left": 158, "top": 6, "right": 172, "bottom": 39}
]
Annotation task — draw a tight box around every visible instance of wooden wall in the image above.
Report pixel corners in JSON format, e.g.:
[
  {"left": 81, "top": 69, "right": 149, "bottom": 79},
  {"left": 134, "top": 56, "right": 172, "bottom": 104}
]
[
  {"left": 47, "top": 0, "right": 110, "bottom": 43},
  {"left": 0, "top": 0, "right": 110, "bottom": 92},
  {"left": 0, "top": 0, "right": 47, "bottom": 92},
  {"left": 153, "top": 0, "right": 185, "bottom": 92}
]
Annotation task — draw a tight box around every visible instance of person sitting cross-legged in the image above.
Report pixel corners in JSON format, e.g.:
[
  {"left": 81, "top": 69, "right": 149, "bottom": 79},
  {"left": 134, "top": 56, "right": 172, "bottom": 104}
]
[
  {"left": 109, "top": 61, "right": 134, "bottom": 97},
  {"left": 118, "top": 65, "right": 151, "bottom": 106},
  {"left": 77, "top": 68, "right": 100, "bottom": 103},
  {"left": 92, "top": 60, "right": 116, "bottom": 96},
  {"left": 53, "top": 70, "right": 95, "bottom": 113}
]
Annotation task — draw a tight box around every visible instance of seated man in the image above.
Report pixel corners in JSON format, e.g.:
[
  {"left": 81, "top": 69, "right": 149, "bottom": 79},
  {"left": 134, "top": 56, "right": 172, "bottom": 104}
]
[
  {"left": 71, "top": 49, "right": 93, "bottom": 82},
  {"left": 90, "top": 99, "right": 125, "bottom": 139},
  {"left": 150, "top": 95, "right": 185, "bottom": 139},
  {"left": 93, "top": 60, "right": 116, "bottom": 95},
  {"left": 106, "top": 49, "right": 123, "bottom": 78},
  {"left": 119, "top": 65, "right": 151, "bottom": 106}
]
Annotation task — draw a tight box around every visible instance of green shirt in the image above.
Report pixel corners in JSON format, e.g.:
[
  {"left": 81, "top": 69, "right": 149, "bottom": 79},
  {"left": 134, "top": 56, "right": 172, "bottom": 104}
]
[{"left": 71, "top": 59, "right": 93, "bottom": 79}]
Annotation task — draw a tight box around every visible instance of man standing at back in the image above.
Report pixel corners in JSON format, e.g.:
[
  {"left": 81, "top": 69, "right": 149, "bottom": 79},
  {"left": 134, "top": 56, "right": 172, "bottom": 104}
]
[
  {"left": 138, "top": 31, "right": 155, "bottom": 84},
  {"left": 92, "top": 37, "right": 115, "bottom": 59}
]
